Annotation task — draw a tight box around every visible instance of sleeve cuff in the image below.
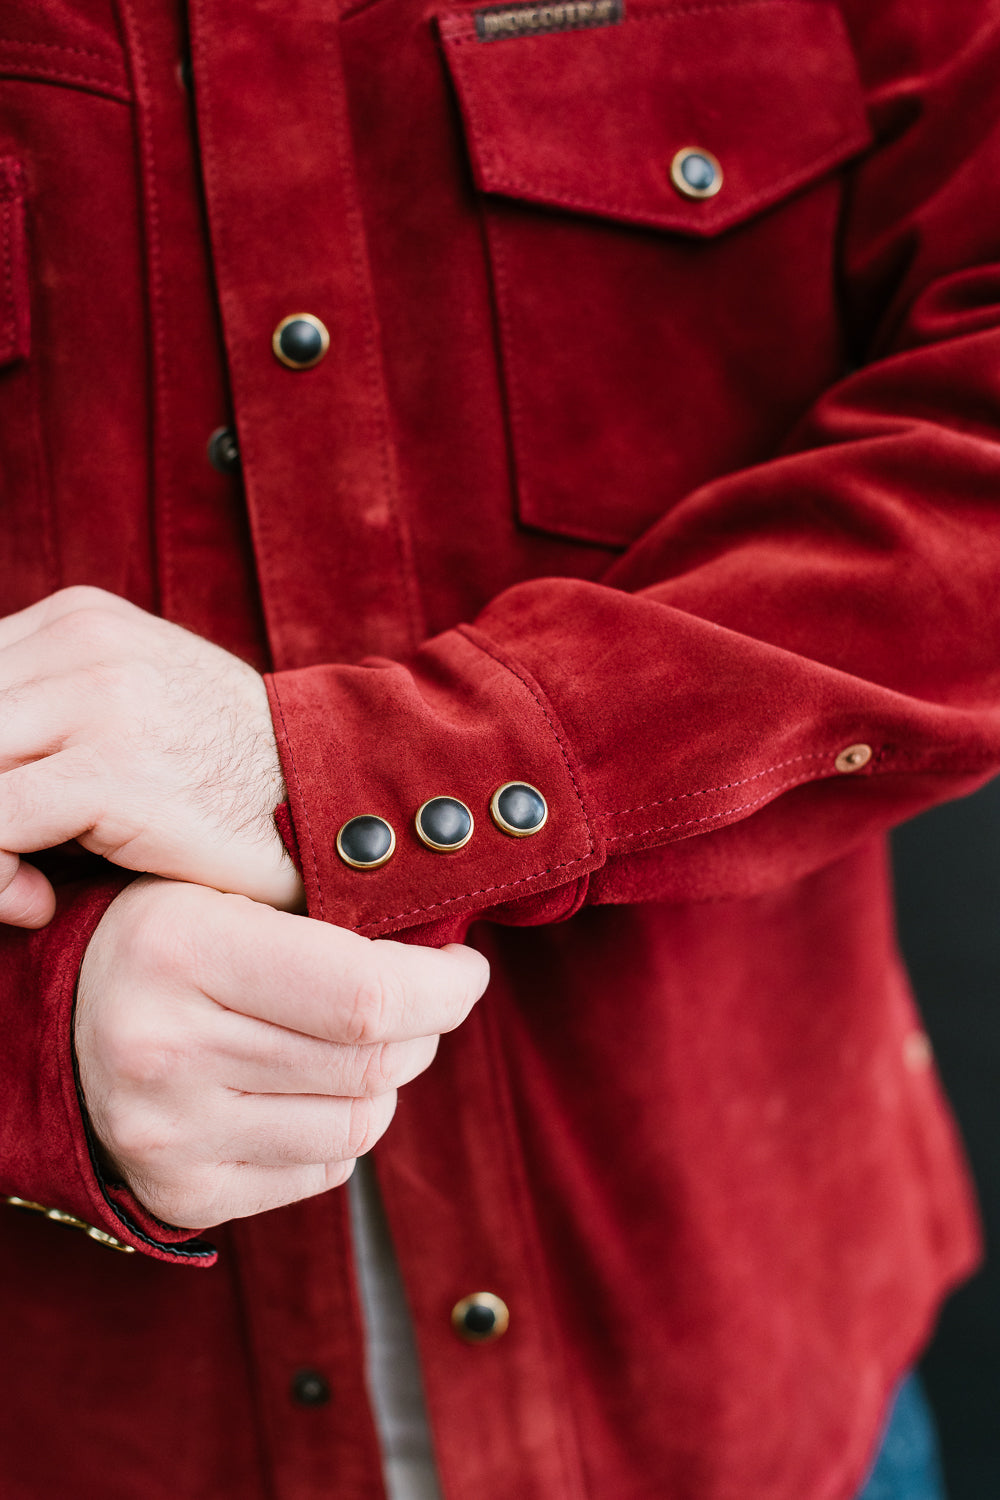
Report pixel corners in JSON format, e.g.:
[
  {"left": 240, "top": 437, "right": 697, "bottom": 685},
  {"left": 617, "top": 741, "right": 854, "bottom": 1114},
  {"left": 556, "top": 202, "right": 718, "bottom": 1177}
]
[
  {"left": 267, "top": 625, "right": 604, "bottom": 939},
  {"left": 0, "top": 879, "right": 216, "bottom": 1266}
]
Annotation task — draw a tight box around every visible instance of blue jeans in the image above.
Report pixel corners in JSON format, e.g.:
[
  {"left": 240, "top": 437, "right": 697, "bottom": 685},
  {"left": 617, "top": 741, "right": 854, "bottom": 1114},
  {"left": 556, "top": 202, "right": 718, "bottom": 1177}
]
[{"left": 856, "top": 1376, "right": 947, "bottom": 1500}]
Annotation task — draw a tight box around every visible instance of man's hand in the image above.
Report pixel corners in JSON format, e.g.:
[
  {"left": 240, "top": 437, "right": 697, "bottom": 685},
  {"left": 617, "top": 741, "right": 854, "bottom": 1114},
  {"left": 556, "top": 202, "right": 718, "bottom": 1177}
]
[
  {"left": 0, "top": 586, "right": 303, "bottom": 928},
  {"left": 75, "top": 878, "right": 490, "bottom": 1229}
]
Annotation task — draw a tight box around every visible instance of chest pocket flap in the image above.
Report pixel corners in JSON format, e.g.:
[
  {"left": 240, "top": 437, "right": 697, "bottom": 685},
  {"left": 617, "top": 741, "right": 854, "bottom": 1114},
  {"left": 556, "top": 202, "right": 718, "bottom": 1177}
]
[{"left": 437, "top": 0, "right": 872, "bottom": 238}]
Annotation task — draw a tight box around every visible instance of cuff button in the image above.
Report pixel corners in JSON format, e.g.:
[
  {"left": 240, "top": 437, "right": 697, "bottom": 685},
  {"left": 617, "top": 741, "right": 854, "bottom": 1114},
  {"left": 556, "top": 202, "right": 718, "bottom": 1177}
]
[
  {"left": 490, "top": 782, "right": 548, "bottom": 838},
  {"left": 415, "top": 796, "right": 473, "bottom": 852},
  {"left": 834, "top": 743, "right": 873, "bottom": 774},
  {"left": 336, "top": 815, "right": 396, "bottom": 870}
]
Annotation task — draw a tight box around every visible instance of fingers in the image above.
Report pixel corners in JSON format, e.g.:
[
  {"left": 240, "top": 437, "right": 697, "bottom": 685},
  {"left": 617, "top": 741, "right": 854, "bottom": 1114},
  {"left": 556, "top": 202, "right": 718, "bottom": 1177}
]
[
  {"left": 214, "top": 1090, "right": 398, "bottom": 1169},
  {"left": 0, "top": 655, "right": 110, "bottom": 772},
  {"left": 0, "top": 592, "right": 303, "bottom": 912},
  {"left": 141, "top": 1159, "right": 359, "bottom": 1232},
  {"left": 75, "top": 879, "right": 489, "bottom": 1229},
  {"left": 0, "top": 749, "right": 109, "bottom": 855},
  {"left": 0, "top": 853, "right": 56, "bottom": 928},
  {"left": 0, "top": 674, "right": 62, "bottom": 773},
  {"left": 213, "top": 1006, "right": 441, "bottom": 1097},
  {"left": 112, "top": 1087, "right": 397, "bottom": 1185},
  {"left": 194, "top": 892, "right": 491, "bottom": 1044}
]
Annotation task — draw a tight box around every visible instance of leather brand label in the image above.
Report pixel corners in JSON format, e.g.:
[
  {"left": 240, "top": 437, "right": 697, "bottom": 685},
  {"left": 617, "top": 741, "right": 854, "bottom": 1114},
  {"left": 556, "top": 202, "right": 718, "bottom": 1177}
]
[{"left": 473, "top": 0, "right": 624, "bottom": 41}]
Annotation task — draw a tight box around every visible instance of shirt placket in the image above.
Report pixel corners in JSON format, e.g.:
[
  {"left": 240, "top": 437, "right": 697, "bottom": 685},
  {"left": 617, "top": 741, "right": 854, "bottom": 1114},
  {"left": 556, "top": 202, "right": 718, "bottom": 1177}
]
[{"left": 187, "top": 0, "right": 422, "bottom": 671}]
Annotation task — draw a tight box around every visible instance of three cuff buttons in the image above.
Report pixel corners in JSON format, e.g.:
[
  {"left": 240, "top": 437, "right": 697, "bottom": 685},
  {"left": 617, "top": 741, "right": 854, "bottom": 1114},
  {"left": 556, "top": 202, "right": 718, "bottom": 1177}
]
[{"left": 335, "top": 783, "right": 547, "bottom": 870}]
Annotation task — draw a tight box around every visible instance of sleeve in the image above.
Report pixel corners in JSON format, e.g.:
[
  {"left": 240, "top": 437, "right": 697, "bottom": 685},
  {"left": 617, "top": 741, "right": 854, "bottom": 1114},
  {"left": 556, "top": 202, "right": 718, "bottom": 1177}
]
[
  {"left": 0, "top": 874, "right": 218, "bottom": 1265},
  {"left": 267, "top": 0, "right": 1000, "bottom": 943}
]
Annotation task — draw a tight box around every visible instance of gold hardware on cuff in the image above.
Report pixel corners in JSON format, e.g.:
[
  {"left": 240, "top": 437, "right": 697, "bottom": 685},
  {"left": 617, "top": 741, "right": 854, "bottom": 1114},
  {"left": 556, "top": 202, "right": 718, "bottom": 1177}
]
[{"left": 5, "top": 1195, "right": 135, "bottom": 1253}]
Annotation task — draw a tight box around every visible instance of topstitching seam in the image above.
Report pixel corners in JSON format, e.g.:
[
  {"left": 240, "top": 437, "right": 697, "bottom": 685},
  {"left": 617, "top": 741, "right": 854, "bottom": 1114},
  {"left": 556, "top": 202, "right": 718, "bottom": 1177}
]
[
  {"left": 597, "top": 750, "right": 834, "bottom": 818},
  {"left": 0, "top": 195, "right": 14, "bottom": 358},
  {"left": 458, "top": 625, "right": 594, "bottom": 843},
  {"left": 0, "top": 61, "right": 130, "bottom": 99},
  {"left": 0, "top": 38, "right": 123, "bottom": 66}
]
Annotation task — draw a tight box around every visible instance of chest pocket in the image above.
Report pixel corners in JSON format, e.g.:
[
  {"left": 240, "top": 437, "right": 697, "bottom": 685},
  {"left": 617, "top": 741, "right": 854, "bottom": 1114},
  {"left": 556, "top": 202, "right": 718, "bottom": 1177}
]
[{"left": 438, "top": 0, "right": 872, "bottom": 548}]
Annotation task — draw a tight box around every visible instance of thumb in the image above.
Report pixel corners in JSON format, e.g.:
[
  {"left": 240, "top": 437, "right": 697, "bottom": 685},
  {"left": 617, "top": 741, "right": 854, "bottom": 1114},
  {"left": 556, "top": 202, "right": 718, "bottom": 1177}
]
[{"left": 0, "top": 853, "right": 56, "bottom": 928}]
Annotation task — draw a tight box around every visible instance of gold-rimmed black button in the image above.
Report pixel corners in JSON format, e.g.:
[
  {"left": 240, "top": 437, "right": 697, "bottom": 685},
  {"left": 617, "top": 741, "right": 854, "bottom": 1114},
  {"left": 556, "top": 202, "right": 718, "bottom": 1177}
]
[
  {"left": 670, "top": 147, "right": 723, "bottom": 200},
  {"left": 451, "top": 1292, "right": 510, "bottom": 1344},
  {"left": 415, "top": 796, "right": 473, "bottom": 852},
  {"left": 490, "top": 782, "right": 548, "bottom": 838},
  {"left": 272, "top": 313, "right": 330, "bottom": 370},
  {"left": 336, "top": 815, "right": 396, "bottom": 870}
]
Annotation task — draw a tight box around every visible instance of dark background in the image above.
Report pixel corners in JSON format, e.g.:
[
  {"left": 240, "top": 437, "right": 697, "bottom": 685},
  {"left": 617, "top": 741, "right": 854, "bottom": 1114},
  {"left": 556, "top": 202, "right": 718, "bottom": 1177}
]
[{"left": 892, "top": 776, "right": 1000, "bottom": 1498}]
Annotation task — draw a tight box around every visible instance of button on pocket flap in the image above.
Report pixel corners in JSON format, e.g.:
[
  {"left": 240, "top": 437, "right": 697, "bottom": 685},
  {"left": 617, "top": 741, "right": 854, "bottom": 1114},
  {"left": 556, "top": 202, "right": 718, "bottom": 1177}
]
[
  {"left": 438, "top": 0, "right": 872, "bottom": 237},
  {"left": 0, "top": 159, "right": 30, "bottom": 364}
]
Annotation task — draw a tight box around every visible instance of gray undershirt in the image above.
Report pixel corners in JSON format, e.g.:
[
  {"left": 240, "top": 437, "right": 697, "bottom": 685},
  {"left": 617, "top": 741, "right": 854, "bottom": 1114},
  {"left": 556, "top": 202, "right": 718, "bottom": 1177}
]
[{"left": 348, "top": 1157, "right": 444, "bottom": 1500}]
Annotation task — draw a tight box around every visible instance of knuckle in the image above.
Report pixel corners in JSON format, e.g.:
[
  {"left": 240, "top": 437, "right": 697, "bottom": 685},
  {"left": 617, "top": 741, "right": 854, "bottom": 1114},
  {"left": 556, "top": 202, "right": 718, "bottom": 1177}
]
[
  {"left": 49, "top": 584, "right": 117, "bottom": 617},
  {"left": 357, "top": 1042, "right": 395, "bottom": 1096},
  {"left": 146, "top": 1174, "right": 212, "bottom": 1231},
  {"left": 100, "top": 1013, "right": 167, "bottom": 1088},
  {"left": 344, "top": 1097, "right": 378, "bottom": 1158},
  {"left": 48, "top": 604, "right": 123, "bottom": 657},
  {"left": 0, "top": 772, "right": 39, "bottom": 828},
  {"left": 107, "top": 1101, "right": 177, "bottom": 1172},
  {"left": 342, "top": 971, "right": 399, "bottom": 1046},
  {"left": 260, "top": 1164, "right": 346, "bottom": 1217},
  {"left": 121, "top": 1029, "right": 179, "bottom": 1093},
  {"left": 345, "top": 1092, "right": 395, "bottom": 1159},
  {"left": 60, "top": 738, "right": 106, "bottom": 786},
  {"left": 80, "top": 656, "right": 130, "bottom": 700},
  {"left": 120, "top": 891, "right": 199, "bottom": 980}
]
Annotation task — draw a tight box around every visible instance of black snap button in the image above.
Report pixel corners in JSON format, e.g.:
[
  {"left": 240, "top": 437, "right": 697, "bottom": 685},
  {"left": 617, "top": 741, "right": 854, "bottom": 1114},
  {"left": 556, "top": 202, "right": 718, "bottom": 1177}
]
[
  {"left": 336, "top": 815, "right": 396, "bottom": 870},
  {"left": 670, "top": 147, "right": 723, "bottom": 200},
  {"left": 415, "top": 796, "right": 473, "bottom": 852},
  {"left": 272, "top": 313, "right": 330, "bottom": 370},
  {"left": 451, "top": 1292, "right": 510, "bottom": 1344},
  {"left": 489, "top": 782, "right": 548, "bottom": 838},
  {"left": 207, "top": 425, "right": 241, "bottom": 475},
  {"left": 291, "top": 1369, "right": 331, "bottom": 1407}
]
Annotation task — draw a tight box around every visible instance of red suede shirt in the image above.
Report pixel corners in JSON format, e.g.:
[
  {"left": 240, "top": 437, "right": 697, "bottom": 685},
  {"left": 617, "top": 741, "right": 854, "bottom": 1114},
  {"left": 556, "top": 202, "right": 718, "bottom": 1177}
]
[{"left": 2, "top": 0, "right": 1000, "bottom": 1496}]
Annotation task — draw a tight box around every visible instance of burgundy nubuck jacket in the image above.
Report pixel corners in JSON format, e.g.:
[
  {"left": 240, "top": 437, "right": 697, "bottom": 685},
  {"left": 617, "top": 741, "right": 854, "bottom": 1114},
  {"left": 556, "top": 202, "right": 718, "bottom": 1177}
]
[{"left": 2, "top": 0, "right": 1000, "bottom": 1496}]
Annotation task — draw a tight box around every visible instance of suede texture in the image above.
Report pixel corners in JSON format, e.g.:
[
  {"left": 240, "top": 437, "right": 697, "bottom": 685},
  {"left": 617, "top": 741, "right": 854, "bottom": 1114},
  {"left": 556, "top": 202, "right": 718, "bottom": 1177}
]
[{"left": 1, "top": 0, "right": 999, "bottom": 1495}]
